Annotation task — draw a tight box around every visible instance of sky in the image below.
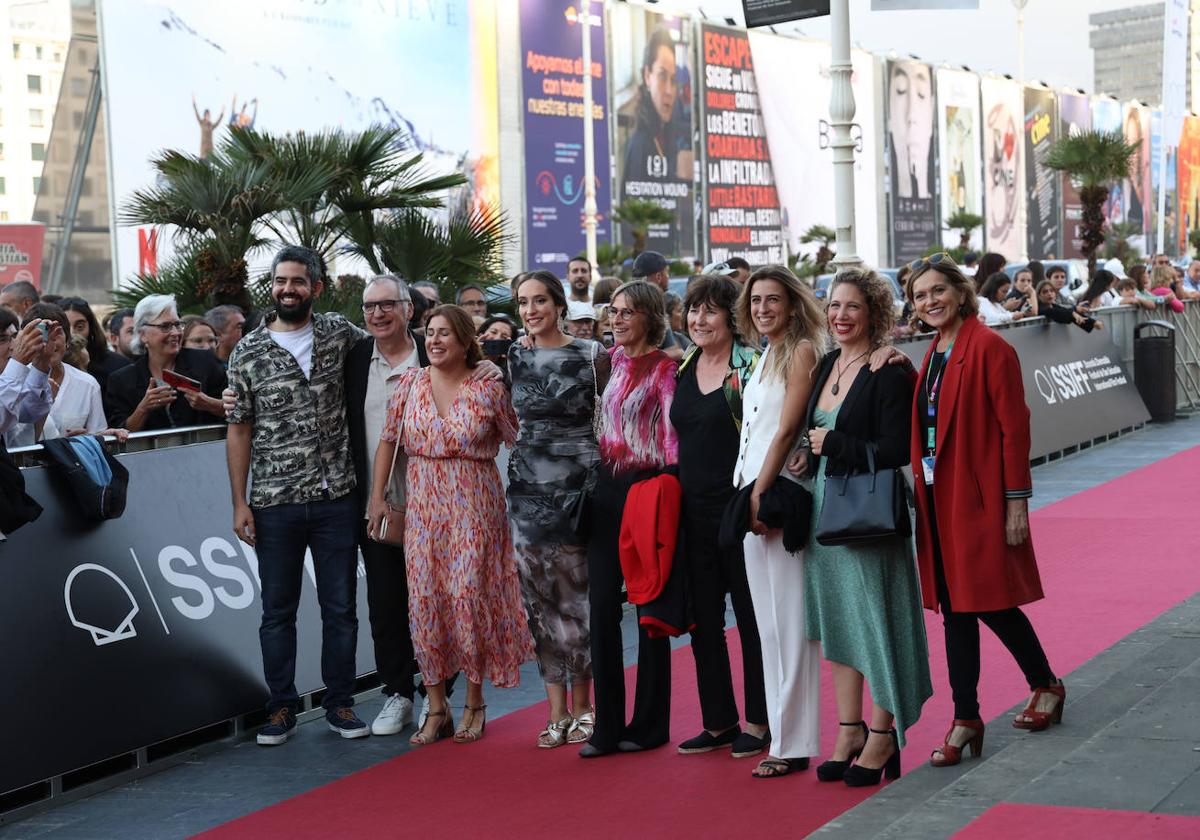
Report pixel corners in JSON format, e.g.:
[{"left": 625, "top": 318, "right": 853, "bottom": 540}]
[{"left": 662, "top": 0, "right": 1159, "bottom": 94}]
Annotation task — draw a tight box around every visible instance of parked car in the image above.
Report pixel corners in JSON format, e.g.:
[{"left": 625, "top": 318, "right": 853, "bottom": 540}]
[
  {"left": 1003, "top": 259, "right": 1089, "bottom": 300},
  {"left": 813, "top": 268, "right": 905, "bottom": 315}
]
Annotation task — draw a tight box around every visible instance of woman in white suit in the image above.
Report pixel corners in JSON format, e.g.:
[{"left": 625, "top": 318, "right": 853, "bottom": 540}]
[{"left": 732, "top": 266, "right": 826, "bottom": 778}]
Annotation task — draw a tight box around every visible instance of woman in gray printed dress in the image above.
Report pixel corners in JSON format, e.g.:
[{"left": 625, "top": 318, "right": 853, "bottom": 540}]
[{"left": 507, "top": 270, "right": 610, "bottom": 749}]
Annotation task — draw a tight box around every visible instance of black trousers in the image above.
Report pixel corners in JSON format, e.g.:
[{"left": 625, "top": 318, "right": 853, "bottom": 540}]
[
  {"left": 683, "top": 497, "right": 768, "bottom": 731},
  {"left": 358, "top": 520, "right": 417, "bottom": 700},
  {"left": 929, "top": 500, "right": 1054, "bottom": 721},
  {"left": 588, "top": 467, "right": 671, "bottom": 751}
]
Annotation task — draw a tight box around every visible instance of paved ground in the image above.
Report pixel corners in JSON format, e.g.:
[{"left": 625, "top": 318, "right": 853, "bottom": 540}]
[{"left": 2, "top": 416, "right": 1198, "bottom": 839}]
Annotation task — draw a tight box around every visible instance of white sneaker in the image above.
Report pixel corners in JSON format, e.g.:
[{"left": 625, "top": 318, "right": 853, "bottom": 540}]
[{"left": 371, "top": 694, "right": 414, "bottom": 736}]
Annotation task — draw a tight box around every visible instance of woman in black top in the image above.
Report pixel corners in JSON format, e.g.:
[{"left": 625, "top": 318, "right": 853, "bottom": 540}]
[
  {"left": 1034, "top": 281, "right": 1102, "bottom": 332},
  {"left": 106, "top": 294, "right": 227, "bottom": 431},
  {"left": 670, "top": 275, "right": 769, "bottom": 759}
]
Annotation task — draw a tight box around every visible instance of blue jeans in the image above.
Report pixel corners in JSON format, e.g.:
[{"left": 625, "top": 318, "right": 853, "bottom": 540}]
[{"left": 253, "top": 493, "right": 359, "bottom": 713}]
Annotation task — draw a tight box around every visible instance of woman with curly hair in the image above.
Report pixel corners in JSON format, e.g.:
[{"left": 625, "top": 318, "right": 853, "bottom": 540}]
[{"left": 798, "top": 268, "right": 933, "bottom": 787}]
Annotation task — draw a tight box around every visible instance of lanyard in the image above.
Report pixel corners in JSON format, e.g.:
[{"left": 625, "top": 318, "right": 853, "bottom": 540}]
[{"left": 925, "top": 343, "right": 953, "bottom": 453}]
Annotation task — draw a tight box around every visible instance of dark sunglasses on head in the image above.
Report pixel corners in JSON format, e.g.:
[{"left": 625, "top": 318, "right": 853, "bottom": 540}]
[{"left": 908, "top": 252, "right": 951, "bottom": 272}]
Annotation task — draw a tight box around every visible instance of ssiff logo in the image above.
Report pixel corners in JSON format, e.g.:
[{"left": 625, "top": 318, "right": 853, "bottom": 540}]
[
  {"left": 64, "top": 564, "right": 139, "bottom": 646},
  {"left": 1033, "top": 361, "right": 1094, "bottom": 406}
]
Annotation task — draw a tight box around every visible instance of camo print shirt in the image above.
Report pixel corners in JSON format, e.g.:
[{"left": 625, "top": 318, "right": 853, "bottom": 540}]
[{"left": 227, "top": 312, "right": 366, "bottom": 508}]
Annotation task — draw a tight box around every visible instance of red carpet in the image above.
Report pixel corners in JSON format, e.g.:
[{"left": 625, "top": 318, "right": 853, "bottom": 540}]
[
  {"left": 954, "top": 803, "right": 1200, "bottom": 838},
  {"left": 200, "top": 447, "right": 1200, "bottom": 839}
]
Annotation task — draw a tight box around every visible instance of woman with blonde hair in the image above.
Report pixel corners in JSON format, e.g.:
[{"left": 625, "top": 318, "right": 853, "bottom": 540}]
[{"left": 732, "top": 265, "right": 826, "bottom": 778}]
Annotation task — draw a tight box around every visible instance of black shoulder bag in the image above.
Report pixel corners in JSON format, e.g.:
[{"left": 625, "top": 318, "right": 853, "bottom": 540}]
[{"left": 814, "top": 443, "right": 910, "bottom": 547}]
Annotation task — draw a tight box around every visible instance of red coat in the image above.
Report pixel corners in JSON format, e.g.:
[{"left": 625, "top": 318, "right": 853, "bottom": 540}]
[{"left": 910, "top": 316, "right": 1044, "bottom": 613}]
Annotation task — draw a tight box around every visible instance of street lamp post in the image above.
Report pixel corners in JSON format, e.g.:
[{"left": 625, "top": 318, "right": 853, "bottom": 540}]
[
  {"left": 581, "top": 3, "right": 598, "bottom": 270},
  {"left": 829, "top": 0, "right": 861, "bottom": 269},
  {"left": 1013, "top": 0, "right": 1027, "bottom": 86}
]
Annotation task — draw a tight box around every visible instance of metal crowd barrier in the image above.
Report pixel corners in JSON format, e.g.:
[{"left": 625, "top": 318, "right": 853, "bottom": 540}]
[
  {"left": 8, "top": 424, "right": 228, "bottom": 468},
  {"left": 1091, "top": 299, "right": 1200, "bottom": 412}
]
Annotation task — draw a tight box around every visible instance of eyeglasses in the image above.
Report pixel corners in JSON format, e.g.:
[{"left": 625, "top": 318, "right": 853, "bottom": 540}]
[
  {"left": 908, "top": 252, "right": 951, "bottom": 272},
  {"left": 145, "top": 321, "right": 185, "bottom": 333},
  {"left": 609, "top": 307, "right": 641, "bottom": 321},
  {"left": 362, "top": 299, "right": 410, "bottom": 314}
]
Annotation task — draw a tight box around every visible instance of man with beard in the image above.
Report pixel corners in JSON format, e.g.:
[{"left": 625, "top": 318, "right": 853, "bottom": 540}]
[
  {"left": 226, "top": 245, "right": 371, "bottom": 746},
  {"left": 567, "top": 257, "right": 593, "bottom": 303}
]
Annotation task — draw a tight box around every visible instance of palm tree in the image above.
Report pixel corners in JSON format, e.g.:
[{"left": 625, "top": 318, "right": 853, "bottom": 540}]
[
  {"left": 120, "top": 147, "right": 311, "bottom": 309},
  {"left": 612, "top": 200, "right": 673, "bottom": 256},
  {"left": 1044, "top": 130, "right": 1138, "bottom": 277},
  {"left": 224, "top": 126, "right": 467, "bottom": 271},
  {"left": 589, "top": 242, "right": 631, "bottom": 276},
  {"left": 944, "top": 211, "right": 984, "bottom": 251},
  {"left": 800, "top": 224, "right": 836, "bottom": 271},
  {"left": 354, "top": 203, "right": 510, "bottom": 303}
]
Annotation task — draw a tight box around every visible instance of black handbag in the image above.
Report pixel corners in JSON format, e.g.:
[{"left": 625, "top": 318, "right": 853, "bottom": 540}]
[{"left": 814, "top": 444, "right": 910, "bottom": 547}]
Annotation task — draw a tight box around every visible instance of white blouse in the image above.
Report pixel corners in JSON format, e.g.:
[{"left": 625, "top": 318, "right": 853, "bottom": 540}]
[
  {"left": 50, "top": 364, "right": 106, "bottom": 434},
  {"left": 978, "top": 297, "right": 1016, "bottom": 326}
]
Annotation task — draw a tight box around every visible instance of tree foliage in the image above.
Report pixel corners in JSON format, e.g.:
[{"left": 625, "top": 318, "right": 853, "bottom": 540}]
[
  {"left": 612, "top": 200, "right": 673, "bottom": 256},
  {"left": 1044, "top": 130, "right": 1138, "bottom": 276},
  {"left": 117, "top": 125, "right": 486, "bottom": 313}
]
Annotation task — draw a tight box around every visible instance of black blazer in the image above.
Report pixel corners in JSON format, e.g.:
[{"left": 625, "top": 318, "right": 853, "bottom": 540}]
[
  {"left": 88, "top": 350, "right": 132, "bottom": 423},
  {"left": 345, "top": 334, "right": 428, "bottom": 512},
  {"left": 803, "top": 350, "right": 914, "bottom": 477},
  {"left": 105, "top": 348, "right": 228, "bottom": 430}
]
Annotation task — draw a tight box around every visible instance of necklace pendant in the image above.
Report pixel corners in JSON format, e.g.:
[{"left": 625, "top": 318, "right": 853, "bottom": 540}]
[{"left": 831, "top": 382, "right": 840, "bottom": 396}]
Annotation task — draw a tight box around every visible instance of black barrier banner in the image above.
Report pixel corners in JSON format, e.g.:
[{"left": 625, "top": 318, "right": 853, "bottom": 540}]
[
  {"left": 742, "top": 0, "right": 829, "bottom": 27},
  {"left": 0, "top": 441, "right": 375, "bottom": 794},
  {"left": 898, "top": 323, "right": 1150, "bottom": 460}
]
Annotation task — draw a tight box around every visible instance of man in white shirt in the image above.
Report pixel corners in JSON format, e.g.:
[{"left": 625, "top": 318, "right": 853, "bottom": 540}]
[{"left": 344, "top": 275, "right": 426, "bottom": 737}]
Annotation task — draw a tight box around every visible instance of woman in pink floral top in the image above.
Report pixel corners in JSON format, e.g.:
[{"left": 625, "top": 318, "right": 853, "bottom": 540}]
[
  {"left": 580, "top": 280, "right": 679, "bottom": 758},
  {"left": 368, "top": 305, "right": 532, "bottom": 747}
]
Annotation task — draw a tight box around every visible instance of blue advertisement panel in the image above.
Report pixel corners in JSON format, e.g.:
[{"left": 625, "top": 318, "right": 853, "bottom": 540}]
[{"left": 520, "top": 0, "right": 612, "bottom": 276}]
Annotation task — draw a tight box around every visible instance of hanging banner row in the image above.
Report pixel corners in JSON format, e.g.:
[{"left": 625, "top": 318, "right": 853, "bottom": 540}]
[{"left": 518, "top": 0, "right": 1189, "bottom": 277}]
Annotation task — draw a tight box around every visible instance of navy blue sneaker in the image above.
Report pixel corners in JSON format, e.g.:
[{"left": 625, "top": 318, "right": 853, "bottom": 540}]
[
  {"left": 327, "top": 707, "right": 370, "bottom": 739},
  {"left": 257, "top": 708, "right": 297, "bottom": 746}
]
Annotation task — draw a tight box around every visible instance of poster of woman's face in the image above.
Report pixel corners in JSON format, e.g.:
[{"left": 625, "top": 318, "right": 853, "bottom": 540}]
[{"left": 888, "top": 60, "right": 935, "bottom": 199}]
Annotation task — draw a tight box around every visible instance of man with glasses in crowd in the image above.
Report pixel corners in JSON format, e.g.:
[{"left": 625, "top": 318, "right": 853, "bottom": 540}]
[
  {"left": 204, "top": 305, "right": 247, "bottom": 367},
  {"left": 344, "top": 275, "right": 428, "bottom": 736},
  {"left": 455, "top": 284, "right": 489, "bottom": 320},
  {"left": 0, "top": 306, "right": 55, "bottom": 540}
]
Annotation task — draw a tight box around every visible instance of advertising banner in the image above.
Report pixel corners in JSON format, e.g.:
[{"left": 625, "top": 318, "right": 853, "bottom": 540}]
[
  {"left": 935, "top": 68, "right": 983, "bottom": 253},
  {"left": 611, "top": 5, "right": 696, "bottom": 258},
  {"left": 0, "top": 223, "right": 46, "bottom": 290},
  {"left": 980, "top": 76, "right": 1025, "bottom": 260},
  {"left": 519, "top": 0, "right": 611, "bottom": 277},
  {"left": 1024, "top": 87, "right": 1060, "bottom": 259},
  {"left": 886, "top": 59, "right": 939, "bottom": 264},
  {"left": 897, "top": 325, "right": 1148, "bottom": 460},
  {"left": 700, "top": 24, "right": 785, "bottom": 265},
  {"left": 1058, "top": 92, "right": 1090, "bottom": 258},
  {"left": 749, "top": 34, "right": 880, "bottom": 267},
  {"left": 1092, "top": 97, "right": 1125, "bottom": 231},
  {"left": 1123, "top": 103, "right": 1152, "bottom": 253},
  {"left": 1151, "top": 109, "right": 1179, "bottom": 254},
  {"left": 0, "top": 441, "right": 376, "bottom": 795},
  {"left": 98, "top": 0, "right": 500, "bottom": 284},
  {"left": 1176, "top": 114, "right": 1200, "bottom": 254}
]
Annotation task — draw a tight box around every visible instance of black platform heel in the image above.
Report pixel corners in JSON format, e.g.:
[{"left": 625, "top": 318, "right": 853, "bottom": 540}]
[
  {"left": 843, "top": 727, "right": 901, "bottom": 787},
  {"left": 816, "top": 721, "right": 868, "bottom": 782}
]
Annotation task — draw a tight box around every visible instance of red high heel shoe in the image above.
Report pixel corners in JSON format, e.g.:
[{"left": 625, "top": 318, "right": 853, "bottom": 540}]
[
  {"left": 930, "top": 719, "right": 984, "bottom": 767},
  {"left": 1013, "top": 682, "right": 1065, "bottom": 731}
]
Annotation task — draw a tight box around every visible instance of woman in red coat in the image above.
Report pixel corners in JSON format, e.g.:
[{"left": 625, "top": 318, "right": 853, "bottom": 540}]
[{"left": 906, "top": 254, "right": 1064, "bottom": 768}]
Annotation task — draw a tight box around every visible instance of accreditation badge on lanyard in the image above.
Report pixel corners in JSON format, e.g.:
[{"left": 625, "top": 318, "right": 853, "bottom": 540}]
[{"left": 923, "top": 344, "right": 952, "bottom": 486}]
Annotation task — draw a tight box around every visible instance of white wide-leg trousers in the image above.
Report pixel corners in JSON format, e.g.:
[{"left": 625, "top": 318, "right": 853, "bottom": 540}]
[{"left": 743, "top": 529, "right": 820, "bottom": 759}]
